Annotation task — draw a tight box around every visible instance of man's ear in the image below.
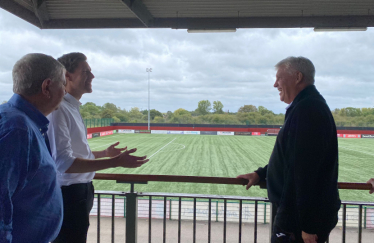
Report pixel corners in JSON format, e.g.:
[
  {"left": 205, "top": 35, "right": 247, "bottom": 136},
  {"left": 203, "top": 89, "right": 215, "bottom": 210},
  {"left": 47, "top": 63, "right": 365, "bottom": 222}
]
[
  {"left": 41, "top": 78, "right": 52, "bottom": 98},
  {"left": 65, "top": 72, "right": 73, "bottom": 83},
  {"left": 295, "top": 71, "right": 304, "bottom": 84}
]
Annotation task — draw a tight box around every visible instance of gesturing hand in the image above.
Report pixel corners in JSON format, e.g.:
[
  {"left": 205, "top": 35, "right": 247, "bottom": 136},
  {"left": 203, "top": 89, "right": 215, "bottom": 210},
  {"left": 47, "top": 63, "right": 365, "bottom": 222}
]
[
  {"left": 236, "top": 172, "right": 260, "bottom": 190},
  {"left": 105, "top": 142, "right": 127, "bottom": 157},
  {"left": 115, "top": 148, "right": 149, "bottom": 168}
]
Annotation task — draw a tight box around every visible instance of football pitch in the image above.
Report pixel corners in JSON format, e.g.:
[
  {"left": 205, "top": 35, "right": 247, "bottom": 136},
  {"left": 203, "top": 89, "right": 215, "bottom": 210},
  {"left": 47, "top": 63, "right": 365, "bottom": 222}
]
[{"left": 89, "top": 134, "right": 374, "bottom": 202}]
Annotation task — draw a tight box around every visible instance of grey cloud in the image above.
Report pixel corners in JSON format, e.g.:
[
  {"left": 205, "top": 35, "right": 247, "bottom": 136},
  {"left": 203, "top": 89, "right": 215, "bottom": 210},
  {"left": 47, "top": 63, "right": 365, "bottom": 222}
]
[{"left": 1, "top": 9, "right": 374, "bottom": 114}]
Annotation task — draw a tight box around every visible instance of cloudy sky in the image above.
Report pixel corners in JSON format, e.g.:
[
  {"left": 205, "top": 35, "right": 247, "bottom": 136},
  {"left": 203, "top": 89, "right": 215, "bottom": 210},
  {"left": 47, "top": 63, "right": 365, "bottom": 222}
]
[{"left": 1, "top": 9, "right": 374, "bottom": 114}]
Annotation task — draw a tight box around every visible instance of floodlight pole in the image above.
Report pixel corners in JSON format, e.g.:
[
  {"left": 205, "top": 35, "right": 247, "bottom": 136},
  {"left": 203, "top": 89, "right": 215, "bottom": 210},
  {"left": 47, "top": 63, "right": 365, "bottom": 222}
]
[{"left": 146, "top": 68, "right": 152, "bottom": 131}]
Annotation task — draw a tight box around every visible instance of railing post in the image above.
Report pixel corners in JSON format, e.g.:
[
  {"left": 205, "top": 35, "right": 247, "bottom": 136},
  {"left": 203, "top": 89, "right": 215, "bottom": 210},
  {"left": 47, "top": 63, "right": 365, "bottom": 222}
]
[
  {"left": 264, "top": 202, "right": 267, "bottom": 224},
  {"left": 125, "top": 190, "right": 138, "bottom": 243},
  {"left": 269, "top": 203, "right": 276, "bottom": 242},
  {"left": 364, "top": 206, "right": 367, "bottom": 229},
  {"left": 216, "top": 200, "right": 219, "bottom": 222}
]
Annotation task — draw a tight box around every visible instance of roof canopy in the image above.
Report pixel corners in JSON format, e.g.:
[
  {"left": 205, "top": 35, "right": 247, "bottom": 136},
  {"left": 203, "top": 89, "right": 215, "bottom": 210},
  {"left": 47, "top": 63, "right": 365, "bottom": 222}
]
[{"left": 1, "top": 0, "right": 374, "bottom": 29}]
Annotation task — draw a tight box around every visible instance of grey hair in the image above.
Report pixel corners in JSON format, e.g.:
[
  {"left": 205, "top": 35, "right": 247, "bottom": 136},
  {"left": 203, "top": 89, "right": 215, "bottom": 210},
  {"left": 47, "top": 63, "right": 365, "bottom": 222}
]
[
  {"left": 275, "top": 56, "right": 315, "bottom": 84},
  {"left": 13, "top": 53, "right": 65, "bottom": 96}
]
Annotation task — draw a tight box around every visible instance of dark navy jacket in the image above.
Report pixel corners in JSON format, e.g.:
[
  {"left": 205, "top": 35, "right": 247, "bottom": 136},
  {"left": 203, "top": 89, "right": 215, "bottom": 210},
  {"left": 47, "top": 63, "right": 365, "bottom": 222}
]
[{"left": 256, "top": 85, "right": 341, "bottom": 234}]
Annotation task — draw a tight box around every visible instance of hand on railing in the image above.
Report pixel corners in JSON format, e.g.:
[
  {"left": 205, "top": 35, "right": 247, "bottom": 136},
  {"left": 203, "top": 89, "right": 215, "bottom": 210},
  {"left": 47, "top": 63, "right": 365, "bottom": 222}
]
[
  {"left": 367, "top": 178, "right": 374, "bottom": 194},
  {"left": 236, "top": 172, "right": 260, "bottom": 190}
]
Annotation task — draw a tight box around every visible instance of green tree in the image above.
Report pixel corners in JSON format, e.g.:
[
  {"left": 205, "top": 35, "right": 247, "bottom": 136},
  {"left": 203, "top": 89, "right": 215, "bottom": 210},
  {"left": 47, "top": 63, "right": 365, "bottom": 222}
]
[
  {"left": 174, "top": 108, "right": 190, "bottom": 116},
  {"left": 101, "top": 109, "right": 114, "bottom": 118},
  {"left": 196, "top": 100, "right": 211, "bottom": 115},
  {"left": 150, "top": 109, "right": 163, "bottom": 120},
  {"left": 102, "top": 103, "right": 118, "bottom": 113},
  {"left": 154, "top": 116, "right": 165, "bottom": 123},
  {"left": 213, "top": 101, "right": 224, "bottom": 114},
  {"left": 128, "top": 107, "right": 143, "bottom": 122},
  {"left": 238, "top": 105, "right": 257, "bottom": 113},
  {"left": 258, "top": 106, "right": 274, "bottom": 116}
]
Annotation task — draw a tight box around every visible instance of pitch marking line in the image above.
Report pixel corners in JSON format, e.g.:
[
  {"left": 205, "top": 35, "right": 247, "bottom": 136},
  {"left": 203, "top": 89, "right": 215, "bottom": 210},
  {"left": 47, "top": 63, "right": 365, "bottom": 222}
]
[
  {"left": 149, "top": 138, "right": 177, "bottom": 159},
  {"left": 90, "top": 141, "right": 122, "bottom": 150}
]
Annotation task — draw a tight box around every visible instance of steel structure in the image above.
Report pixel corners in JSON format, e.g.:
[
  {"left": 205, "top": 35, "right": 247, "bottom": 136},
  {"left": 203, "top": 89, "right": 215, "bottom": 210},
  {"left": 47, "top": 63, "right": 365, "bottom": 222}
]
[{"left": 1, "top": 0, "right": 374, "bottom": 30}]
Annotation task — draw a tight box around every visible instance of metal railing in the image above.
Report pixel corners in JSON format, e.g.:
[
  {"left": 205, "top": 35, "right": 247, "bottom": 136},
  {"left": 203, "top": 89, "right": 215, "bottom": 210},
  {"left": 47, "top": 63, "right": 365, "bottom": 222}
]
[{"left": 90, "top": 173, "right": 374, "bottom": 243}]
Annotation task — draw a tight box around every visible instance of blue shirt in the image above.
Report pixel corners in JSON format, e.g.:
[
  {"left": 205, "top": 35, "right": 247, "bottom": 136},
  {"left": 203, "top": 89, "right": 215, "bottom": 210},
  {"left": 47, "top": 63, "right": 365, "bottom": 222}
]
[{"left": 0, "top": 94, "right": 63, "bottom": 243}]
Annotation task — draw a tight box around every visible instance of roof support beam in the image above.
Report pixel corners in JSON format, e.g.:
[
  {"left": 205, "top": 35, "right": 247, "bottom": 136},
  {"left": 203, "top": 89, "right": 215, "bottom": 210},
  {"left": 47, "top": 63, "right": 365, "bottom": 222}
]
[
  {"left": 40, "top": 15, "right": 374, "bottom": 29},
  {"left": 158, "top": 15, "right": 374, "bottom": 29},
  {"left": 121, "top": 0, "right": 154, "bottom": 27},
  {"left": 31, "top": 0, "right": 49, "bottom": 27},
  {"left": 0, "top": 0, "right": 41, "bottom": 28}
]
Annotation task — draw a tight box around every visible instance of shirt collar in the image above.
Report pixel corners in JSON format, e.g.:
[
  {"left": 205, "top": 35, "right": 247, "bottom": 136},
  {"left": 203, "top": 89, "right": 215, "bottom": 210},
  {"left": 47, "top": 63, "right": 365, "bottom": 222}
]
[
  {"left": 285, "top": 102, "right": 293, "bottom": 110},
  {"left": 8, "top": 94, "right": 49, "bottom": 132},
  {"left": 64, "top": 93, "right": 82, "bottom": 108}
]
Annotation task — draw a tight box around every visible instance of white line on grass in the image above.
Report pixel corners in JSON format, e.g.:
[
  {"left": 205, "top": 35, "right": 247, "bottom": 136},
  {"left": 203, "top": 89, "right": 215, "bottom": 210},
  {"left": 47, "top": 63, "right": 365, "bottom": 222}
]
[
  {"left": 148, "top": 138, "right": 177, "bottom": 159},
  {"left": 90, "top": 141, "right": 121, "bottom": 150}
]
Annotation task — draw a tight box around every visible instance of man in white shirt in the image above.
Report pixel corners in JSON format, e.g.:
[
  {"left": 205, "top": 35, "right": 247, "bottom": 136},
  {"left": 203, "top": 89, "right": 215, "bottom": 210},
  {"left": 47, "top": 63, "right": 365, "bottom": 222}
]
[{"left": 48, "top": 52, "right": 149, "bottom": 243}]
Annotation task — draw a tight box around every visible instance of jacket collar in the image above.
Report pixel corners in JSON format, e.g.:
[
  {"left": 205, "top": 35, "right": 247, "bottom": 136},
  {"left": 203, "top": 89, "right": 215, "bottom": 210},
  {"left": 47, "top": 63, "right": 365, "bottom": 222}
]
[
  {"left": 8, "top": 94, "right": 49, "bottom": 133},
  {"left": 285, "top": 85, "right": 321, "bottom": 118}
]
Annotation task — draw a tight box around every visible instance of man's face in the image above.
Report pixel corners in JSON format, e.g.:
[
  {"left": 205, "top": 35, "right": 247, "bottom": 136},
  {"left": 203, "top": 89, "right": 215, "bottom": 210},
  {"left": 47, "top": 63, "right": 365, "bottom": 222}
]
[
  {"left": 69, "top": 61, "right": 95, "bottom": 95},
  {"left": 273, "top": 67, "right": 298, "bottom": 104}
]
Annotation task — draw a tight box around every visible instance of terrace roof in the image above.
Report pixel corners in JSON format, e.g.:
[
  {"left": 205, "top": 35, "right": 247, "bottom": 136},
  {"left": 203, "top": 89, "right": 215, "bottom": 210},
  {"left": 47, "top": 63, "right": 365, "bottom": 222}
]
[{"left": 1, "top": 0, "right": 374, "bottom": 30}]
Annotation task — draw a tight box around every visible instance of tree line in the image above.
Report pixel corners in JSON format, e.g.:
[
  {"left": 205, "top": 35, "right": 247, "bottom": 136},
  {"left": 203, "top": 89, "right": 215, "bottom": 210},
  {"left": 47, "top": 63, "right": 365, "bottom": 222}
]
[
  {"left": 79, "top": 101, "right": 374, "bottom": 127},
  {"left": 79, "top": 100, "right": 285, "bottom": 125},
  {"left": 3, "top": 99, "right": 373, "bottom": 126}
]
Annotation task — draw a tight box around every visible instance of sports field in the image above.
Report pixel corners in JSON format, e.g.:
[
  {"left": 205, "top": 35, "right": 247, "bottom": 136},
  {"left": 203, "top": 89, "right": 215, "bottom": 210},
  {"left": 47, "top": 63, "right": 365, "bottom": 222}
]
[{"left": 89, "top": 134, "right": 374, "bottom": 202}]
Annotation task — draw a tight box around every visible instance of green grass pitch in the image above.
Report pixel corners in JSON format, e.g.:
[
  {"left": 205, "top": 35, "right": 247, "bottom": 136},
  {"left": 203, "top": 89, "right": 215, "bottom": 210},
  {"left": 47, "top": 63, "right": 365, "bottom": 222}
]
[{"left": 89, "top": 134, "right": 374, "bottom": 202}]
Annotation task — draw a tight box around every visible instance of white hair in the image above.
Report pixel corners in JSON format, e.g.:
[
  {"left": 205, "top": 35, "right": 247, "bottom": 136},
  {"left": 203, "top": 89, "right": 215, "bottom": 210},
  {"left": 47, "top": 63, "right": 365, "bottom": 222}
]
[
  {"left": 275, "top": 56, "right": 315, "bottom": 84},
  {"left": 13, "top": 53, "right": 65, "bottom": 96}
]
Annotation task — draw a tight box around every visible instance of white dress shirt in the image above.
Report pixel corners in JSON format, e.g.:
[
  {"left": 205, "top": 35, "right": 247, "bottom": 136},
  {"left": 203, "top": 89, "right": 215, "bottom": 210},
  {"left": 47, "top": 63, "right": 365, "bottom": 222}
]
[{"left": 47, "top": 93, "right": 95, "bottom": 186}]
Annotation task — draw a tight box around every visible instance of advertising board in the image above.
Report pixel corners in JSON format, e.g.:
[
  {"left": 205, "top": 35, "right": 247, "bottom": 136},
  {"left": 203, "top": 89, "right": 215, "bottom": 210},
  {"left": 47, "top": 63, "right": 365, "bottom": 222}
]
[
  {"left": 118, "top": 129, "right": 135, "bottom": 134},
  {"left": 217, "top": 131, "right": 235, "bottom": 136},
  {"left": 137, "top": 130, "right": 151, "bottom": 134},
  {"left": 87, "top": 134, "right": 93, "bottom": 139},
  {"left": 200, "top": 131, "right": 217, "bottom": 135},
  {"left": 167, "top": 131, "right": 184, "bottom": 134},
  {"left": 337, "top": 134, "right": 343, "bottom": 138},
  {"left": 342, "top": 134, "right": 361, "bottom": 138},
  {"left": 100, "top": 131, "right": 114, "bottom": 137},
  {"left": 361, "top": 134, "right": 374, "bottom": 139},
  {"left": 234, "top": 132, "right": 252, "bottom": 136},
  {"left": 252, "top": 132, "right": 261, "bottom": 136},
  {"left": 151, "top": 130, "right": 168, "bottom": 134},
  {"left": 92, "top": 132, "right": 100, "bottom": 138},
  {"left": 184, "top": 131, "right": 200, "bottom": 135}
]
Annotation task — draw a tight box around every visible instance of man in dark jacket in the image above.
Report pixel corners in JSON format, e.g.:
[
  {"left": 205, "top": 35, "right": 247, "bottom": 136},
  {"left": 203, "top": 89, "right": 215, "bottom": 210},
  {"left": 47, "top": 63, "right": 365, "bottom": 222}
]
[{"left": 237, "top": 56, "right": 341, "bottom": 243}]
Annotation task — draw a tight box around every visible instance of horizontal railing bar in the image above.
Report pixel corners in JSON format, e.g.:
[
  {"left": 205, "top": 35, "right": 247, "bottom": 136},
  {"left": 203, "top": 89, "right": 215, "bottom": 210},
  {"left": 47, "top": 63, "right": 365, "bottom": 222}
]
[
  {"left": 93, "top": 190, "right": 374, "bottom": 206},
  {"left": 138, "top": 192, "right": 269, "bottom": 200},
  {"left": 95, "top": 173, "right": 259, "bottom": 186},
  {"left": 94, "top": 173, "right": 373, "bottom": 191}
]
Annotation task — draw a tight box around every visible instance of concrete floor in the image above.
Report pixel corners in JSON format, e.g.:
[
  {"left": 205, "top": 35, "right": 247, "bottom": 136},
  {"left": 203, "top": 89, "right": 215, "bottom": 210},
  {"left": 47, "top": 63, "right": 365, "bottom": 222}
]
[{"left": 87, "top": 217, "right": 374, "bottom": 243}]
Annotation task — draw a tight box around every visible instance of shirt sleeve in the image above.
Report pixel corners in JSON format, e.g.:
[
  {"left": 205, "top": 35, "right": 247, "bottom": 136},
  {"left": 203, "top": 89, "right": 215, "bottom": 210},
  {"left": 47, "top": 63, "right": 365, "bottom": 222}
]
[
  {"left": 0, "top": 129, "right": 30, "bottom": 243},
  {"left": 255, "top": 165, "right": 268, "bottom": 182},
  {"left": 289, "top": 103, "right": 332, "bottom": 233},
  {"left": 47, "top": 108, "right": 76, "bottom": 173}
]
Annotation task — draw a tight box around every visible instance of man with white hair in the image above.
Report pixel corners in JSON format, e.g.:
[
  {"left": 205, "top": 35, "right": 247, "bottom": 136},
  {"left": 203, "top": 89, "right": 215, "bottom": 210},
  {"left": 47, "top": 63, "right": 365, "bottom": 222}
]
[
  {"left": 0, "top": 53, "right": 66, "bottom": 243},
  {"left": 238, "top": 57, "right": 341, "bottom": 243}
]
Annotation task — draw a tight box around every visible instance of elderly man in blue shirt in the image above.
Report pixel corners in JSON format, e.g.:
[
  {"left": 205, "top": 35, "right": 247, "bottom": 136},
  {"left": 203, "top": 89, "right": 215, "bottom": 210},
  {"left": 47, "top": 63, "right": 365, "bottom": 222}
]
[{"left": 0, "top": 53, "right": 66, "bottom": 243}]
